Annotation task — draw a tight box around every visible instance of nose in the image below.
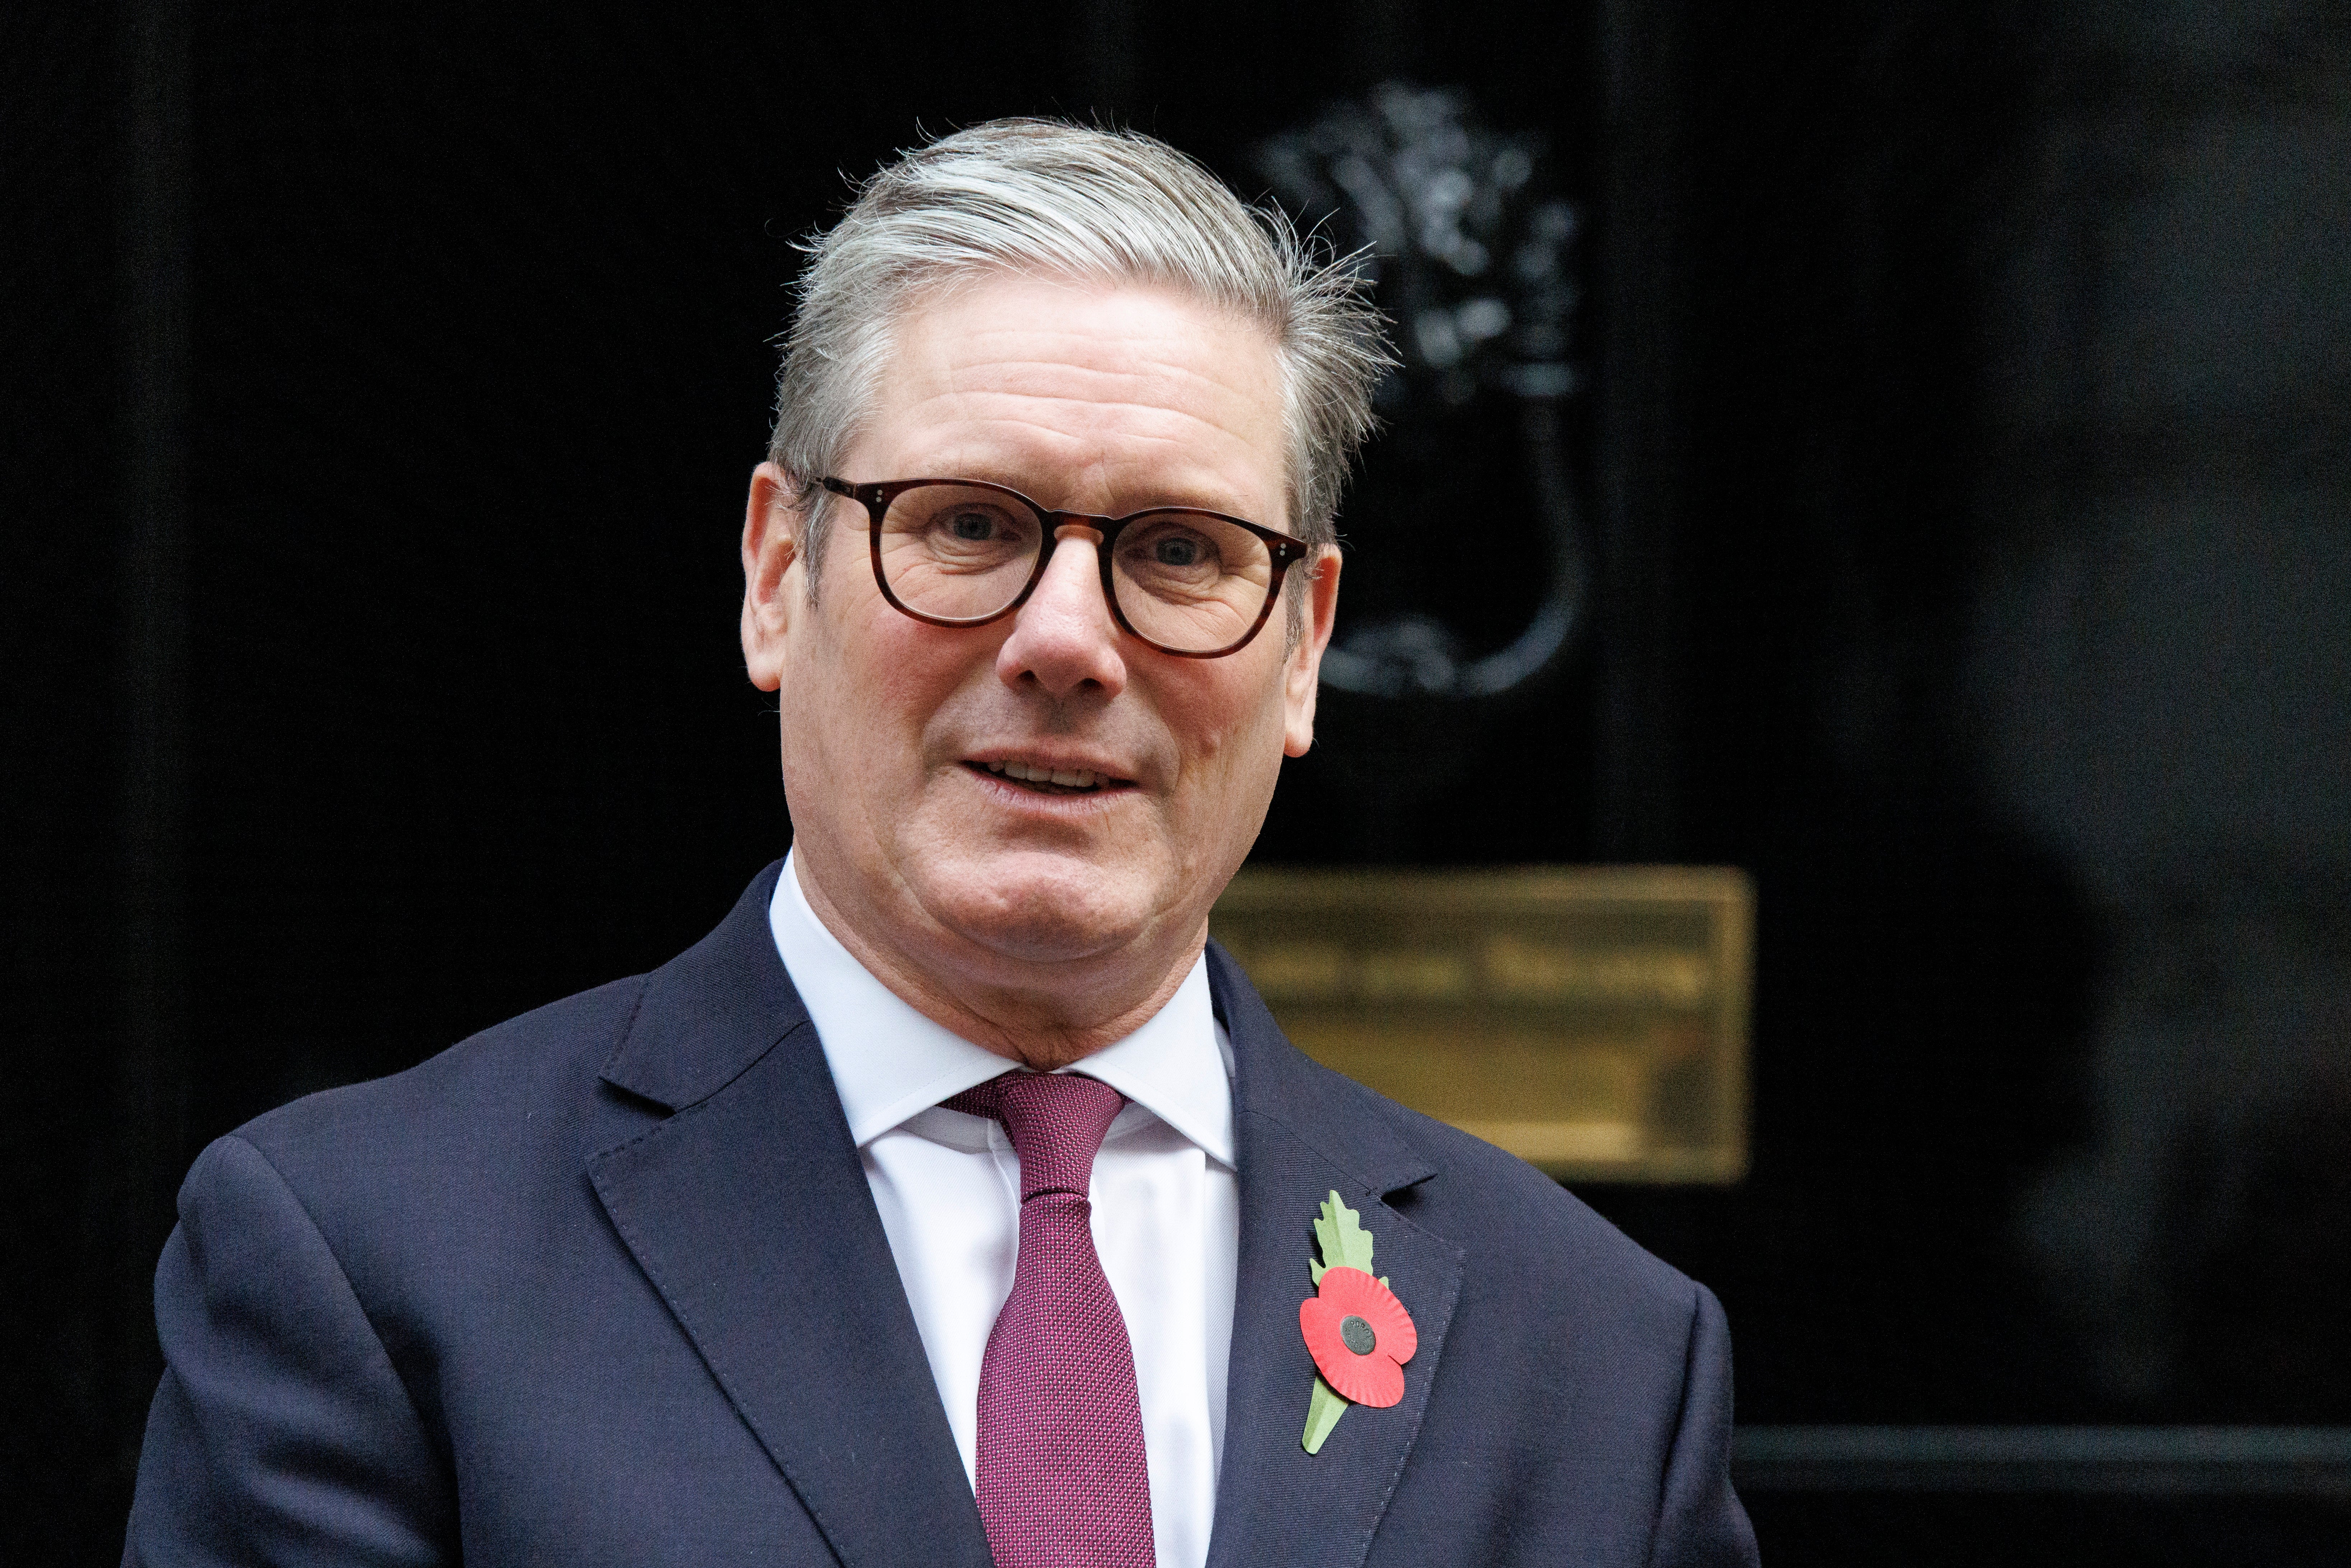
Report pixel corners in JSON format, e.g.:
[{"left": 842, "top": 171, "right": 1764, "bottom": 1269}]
[{"left": 994, "top": 524, "right": 1128, "bottom": 701}]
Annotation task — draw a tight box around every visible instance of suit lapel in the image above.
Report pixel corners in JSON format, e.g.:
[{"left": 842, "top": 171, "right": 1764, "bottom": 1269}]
[
  {"left": 1203, "top": 943, "right": 1464, "bottom": 1568},
  {"left": 588, "top": 863, "right": 991, "bottom": 1568}
]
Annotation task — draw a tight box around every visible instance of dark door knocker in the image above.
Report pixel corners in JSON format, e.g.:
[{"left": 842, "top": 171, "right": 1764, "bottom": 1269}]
[{"left": 1255, "top": 83, "right": 1588, "bottom": 706}]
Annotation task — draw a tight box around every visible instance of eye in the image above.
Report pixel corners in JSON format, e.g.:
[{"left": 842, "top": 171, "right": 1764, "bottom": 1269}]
[
  {"left": 1152, "top": 535, "right": 1204, "bottom": 568},
  {"left": 947, "top": 508, "right": 1000, "bottom": 541}
]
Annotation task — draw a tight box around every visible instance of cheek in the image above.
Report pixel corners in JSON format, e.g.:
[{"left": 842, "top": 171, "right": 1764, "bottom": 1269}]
[
  {"left": 789, "top": 603, "right": 966, "bottom": 780},
  {"left": 1166, "top": 665, "right": 1290, "bottom": 811},
  {"left": 866, "top": 635, "right": 960, "bottom": 750}
]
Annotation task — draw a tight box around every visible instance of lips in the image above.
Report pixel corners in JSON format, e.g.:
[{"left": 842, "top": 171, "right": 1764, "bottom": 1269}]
[{"left": 967, "top": 757, "right": 1134, "bottom": 795}]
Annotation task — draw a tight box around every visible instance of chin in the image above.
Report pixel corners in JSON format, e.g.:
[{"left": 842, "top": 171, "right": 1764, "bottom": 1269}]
[{"left": 923, "top": 850, "right": 1161, "bottom": 966}]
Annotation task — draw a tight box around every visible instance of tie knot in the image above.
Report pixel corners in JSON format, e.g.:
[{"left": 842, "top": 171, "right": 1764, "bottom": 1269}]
[{"left": 946, "top": 1071, "right": 1126, "bottom": 1199}]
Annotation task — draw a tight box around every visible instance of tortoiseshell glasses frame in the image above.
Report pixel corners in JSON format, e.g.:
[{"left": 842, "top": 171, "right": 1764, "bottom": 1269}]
[{"left": 820, "top": 475, "right": 1312, "bottom": 659}]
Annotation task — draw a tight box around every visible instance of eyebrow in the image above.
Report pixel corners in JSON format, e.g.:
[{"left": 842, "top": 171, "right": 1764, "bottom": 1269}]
[{"left": 897, "top": 462, "right": 1263, "bottom": 523}]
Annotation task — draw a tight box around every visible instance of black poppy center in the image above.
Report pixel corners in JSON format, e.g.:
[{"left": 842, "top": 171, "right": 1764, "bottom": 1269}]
[{"left": 1339, "top": 1314, "right": 1377, "bottom": 1355}]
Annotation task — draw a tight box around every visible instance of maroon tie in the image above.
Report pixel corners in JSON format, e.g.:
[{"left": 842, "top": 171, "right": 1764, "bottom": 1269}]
[{"left": 944, "top": 1072, "right": 1155, "bottom": 1568}]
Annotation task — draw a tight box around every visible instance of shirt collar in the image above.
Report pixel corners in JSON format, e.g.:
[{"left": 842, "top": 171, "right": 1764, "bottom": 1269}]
[{"left": 769, "top": 850, "right": 1235, "bottom": 1167}]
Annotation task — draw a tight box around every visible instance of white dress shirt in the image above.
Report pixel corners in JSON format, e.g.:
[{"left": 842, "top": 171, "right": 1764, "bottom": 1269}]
[{"left": 768, "top": 852, "right": 1239, "bottom": 1568}]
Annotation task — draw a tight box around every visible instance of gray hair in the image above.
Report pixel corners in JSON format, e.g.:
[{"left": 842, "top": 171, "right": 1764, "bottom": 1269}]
[{"left": 767, "top": 118, "right": 1394, "bottom": 594}]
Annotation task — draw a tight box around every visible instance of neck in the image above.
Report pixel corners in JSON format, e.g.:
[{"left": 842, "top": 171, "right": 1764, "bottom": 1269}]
[{"left": 792, "top": 855, "right": 1204, "bottom": 1072}]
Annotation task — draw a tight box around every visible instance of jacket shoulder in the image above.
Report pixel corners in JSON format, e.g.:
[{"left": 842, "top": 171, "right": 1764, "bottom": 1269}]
[{"left": 222, "top": 974, "right": 652, "bottom": 1193}]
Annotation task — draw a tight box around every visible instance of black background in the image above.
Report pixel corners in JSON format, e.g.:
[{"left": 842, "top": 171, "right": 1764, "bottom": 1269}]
[{"left": 10, "top": 1, "right": 2348, "bottom": 1562}]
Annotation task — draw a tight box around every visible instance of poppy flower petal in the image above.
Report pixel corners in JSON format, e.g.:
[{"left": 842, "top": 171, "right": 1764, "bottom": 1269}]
[
  {"left": 1317, "top": 1267, "right": 1418, "bottom": 1363},
  {"left": 1299, "top": 1267, "right": 1419, "bottom": 1407},
  {"left": 1354, "top": 1353, "right": 1407, "bottom": 1408},
  {"left": 1364, "top": 1286, "right": 1417, "bottom": 1366}
]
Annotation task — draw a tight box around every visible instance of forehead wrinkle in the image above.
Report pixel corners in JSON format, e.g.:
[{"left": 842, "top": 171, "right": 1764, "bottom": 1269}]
[
  {"left": 933, "top": 283, "right": 1274, "bottom": 357},
  {"left": 922, "top": 387, "right": 1266, "bottom": 452},
  {"left": 893, "top": 333, "right": 1261, "bottom": 411},
  {"left": 888, "top": 282, "right": 1278, "bottom": 414},
  {"left": 915, "top": 296, "right": 1278, "bottom": 396},
  {"left": 886, "top": 377, "right": 1278, "bottom": 512},
  {"left": 909, "top": 414, "right": 1270, "bottom": 519}
]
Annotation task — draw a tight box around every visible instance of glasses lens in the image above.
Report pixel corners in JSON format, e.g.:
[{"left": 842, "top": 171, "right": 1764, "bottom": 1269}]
[
  {"left": 877, "top": 484, "right": 1042, "bottom": 621},
  {"left": 1110, "top": 512, "right": 1277, "bottom": 654}
]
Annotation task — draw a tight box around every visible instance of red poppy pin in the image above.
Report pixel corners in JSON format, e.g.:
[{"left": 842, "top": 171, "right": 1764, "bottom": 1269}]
[{"left": 1299, "top": 1190, "right": 1418, "bottom": 1453}]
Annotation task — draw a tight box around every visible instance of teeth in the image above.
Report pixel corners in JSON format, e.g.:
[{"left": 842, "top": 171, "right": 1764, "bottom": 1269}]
[{"left": 984, "top": 760, "right": 1106, "bottom": 789}]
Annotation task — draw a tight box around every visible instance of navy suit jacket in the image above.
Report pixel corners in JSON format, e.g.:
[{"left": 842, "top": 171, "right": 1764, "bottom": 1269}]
[{"left": 127, "top": 862, "right": 1757, "bottom": 1565}]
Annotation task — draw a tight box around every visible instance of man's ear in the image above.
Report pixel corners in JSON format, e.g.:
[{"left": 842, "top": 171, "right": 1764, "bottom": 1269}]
[
  {"left": 1282, "top": 545, "right": 1342, "bottom": 757},
  {"left": 741, "top": 461, "right": 803, "bottom": 692}
]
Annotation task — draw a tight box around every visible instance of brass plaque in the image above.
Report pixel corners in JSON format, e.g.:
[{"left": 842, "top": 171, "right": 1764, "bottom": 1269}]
[{"left": 1212, "top": 867, "right": 1752, "bottom": 1183}]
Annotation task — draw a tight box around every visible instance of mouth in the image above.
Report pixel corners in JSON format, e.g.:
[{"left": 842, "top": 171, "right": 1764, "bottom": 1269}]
[{"left": 965, "top": 758, "right": 1137, "bottom": 798}]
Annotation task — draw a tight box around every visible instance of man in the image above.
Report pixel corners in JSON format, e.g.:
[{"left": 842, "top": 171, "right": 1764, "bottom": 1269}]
[{"left": 126, "top": 120, "right": 1757, "bottom": 1567}]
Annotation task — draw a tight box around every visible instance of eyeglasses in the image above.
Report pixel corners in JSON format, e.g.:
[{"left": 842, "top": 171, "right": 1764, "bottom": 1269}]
[{"left": 821, "top": 477, "right": 1310, "bottom": 658}]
